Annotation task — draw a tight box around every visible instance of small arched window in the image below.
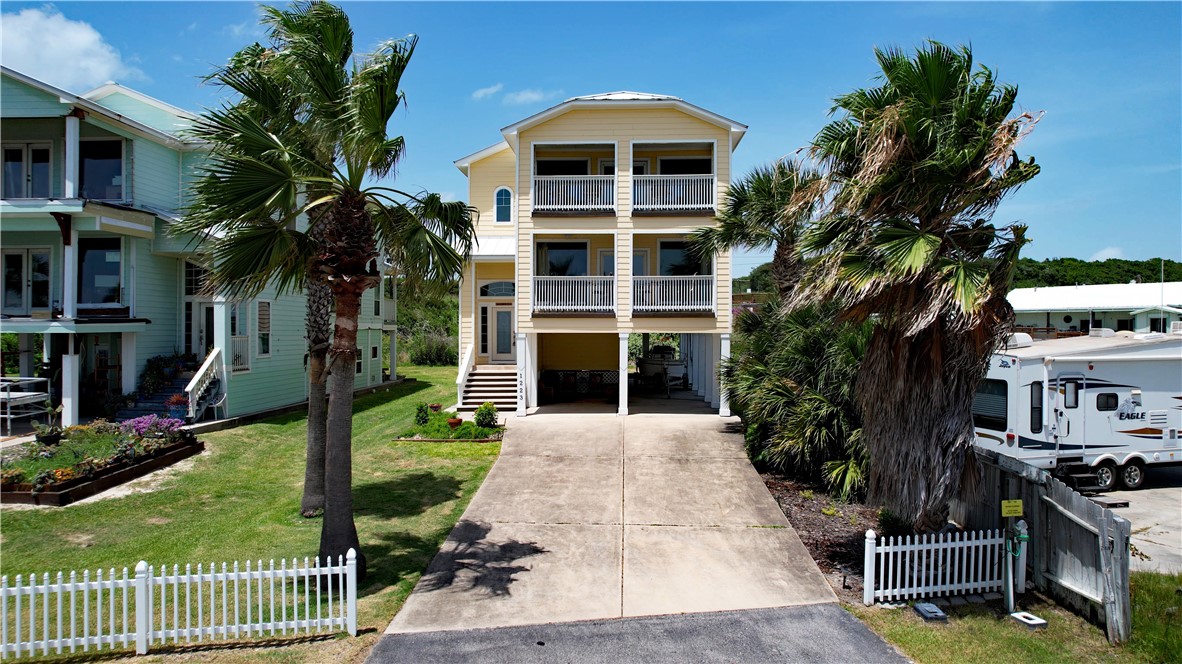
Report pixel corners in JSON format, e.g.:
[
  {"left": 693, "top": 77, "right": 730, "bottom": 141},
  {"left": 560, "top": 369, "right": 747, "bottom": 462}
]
[
  {"left": 494, "top": 187, "right": 512, "bottom": 223},
  {"left": 480, "top": 281, "right": 515, "bottom": 297}
]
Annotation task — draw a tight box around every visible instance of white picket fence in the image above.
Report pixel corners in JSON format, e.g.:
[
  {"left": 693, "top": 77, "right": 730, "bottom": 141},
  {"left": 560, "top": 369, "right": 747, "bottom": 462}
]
[
  {"left": 0, "top": 549, "right": 356, "bottom": 659},
  {"left": 863, "top": 524, "right": 1027, "bottom": 605}
]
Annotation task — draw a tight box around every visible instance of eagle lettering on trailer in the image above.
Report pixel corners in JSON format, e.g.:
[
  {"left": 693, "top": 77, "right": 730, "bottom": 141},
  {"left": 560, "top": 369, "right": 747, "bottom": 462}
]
[{"left": 1116, "top": 397, "right": 1146, "bottom": 421}]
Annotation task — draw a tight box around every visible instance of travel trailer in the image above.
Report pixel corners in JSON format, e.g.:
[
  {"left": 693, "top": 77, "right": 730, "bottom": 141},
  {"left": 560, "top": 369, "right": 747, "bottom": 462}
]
[{"left": 972, "top": 329, "right": 1182, "bottom": 491}]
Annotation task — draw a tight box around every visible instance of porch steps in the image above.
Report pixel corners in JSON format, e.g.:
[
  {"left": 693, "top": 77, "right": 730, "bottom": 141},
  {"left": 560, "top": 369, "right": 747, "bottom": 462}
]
[
  {"left": 115, "top": 372, "right": 196, "bottom": 421},
  {"left": 459, "top": 367, "right": 518, "bottom": 413}
]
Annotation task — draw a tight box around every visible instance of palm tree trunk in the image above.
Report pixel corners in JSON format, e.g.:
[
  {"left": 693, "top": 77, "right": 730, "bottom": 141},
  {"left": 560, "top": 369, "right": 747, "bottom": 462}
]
[
  {"left": 319, "top": 283, "right": 367, "bottom": 581},
  {"left": 770, "top": 239, "right": 801, "bottom": 299},
  {"left": 301, "top": 277, "right": 333, "bottom": 516}
]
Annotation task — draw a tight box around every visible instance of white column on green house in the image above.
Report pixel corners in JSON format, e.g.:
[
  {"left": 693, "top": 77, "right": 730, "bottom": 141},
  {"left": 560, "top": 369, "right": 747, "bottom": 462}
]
[
  {"left": 61, "top": 334, "right": 80, "bottom": 427},
  {"left": 17, "top": 334, "right": 34, "bottom": 376},
  {"left": 618, "top": 332, "right": 630, "bottom": 416},
  {"left": 719, "top": 333, "right": 731, "bottom": 417},
  {"left": 63, "top": 228, "right": 78, "bottom": 319},
  {"left": 515, "top": 333, "right": 528, "bottom": 417},
  {"left": 121, "top": 333, "right": 137, "bottom": 395},
  {"left": 64, "top": 114, "right": 79, "bottom": 198},
  {"left": 213, "top": 298, "right": 230, "bottom": 414}
]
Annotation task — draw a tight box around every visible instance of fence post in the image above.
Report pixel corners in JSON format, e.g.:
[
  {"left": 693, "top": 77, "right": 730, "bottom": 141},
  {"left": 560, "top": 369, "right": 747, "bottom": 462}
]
[
  {"left": 863, "top": 530, "right": 876, "bottom": 606},
  {"left": 345, "top": 549, "right": 357, "bottom": 637},
  {"left": 1016, "top": 520, "right": 1028, "bottom": 593},
  {"left": 134, "top": 561, "right": 149, "bottom": 655}
]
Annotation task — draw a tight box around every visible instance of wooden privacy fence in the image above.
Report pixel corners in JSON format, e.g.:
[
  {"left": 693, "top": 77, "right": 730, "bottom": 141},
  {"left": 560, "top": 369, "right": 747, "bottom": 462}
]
[
  {"left": 957, "top": 450, "right": 1132, "bottom": 644},
  {"left": 863, "top": 523, "right": 1027, "bottom": 605},
  {"left": 0, "top": 549, "right": 357, "bottom": 659}
]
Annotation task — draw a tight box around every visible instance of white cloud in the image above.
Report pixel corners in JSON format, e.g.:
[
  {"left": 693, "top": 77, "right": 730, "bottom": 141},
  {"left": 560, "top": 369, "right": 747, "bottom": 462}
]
[
  {"left": 0, "top": 7, "right": 144, "bottom": 91},
  {"left": 223, "top": 19, "right": 264, "bottom": 40},
  {"left": 1089, "top": 246, "right": 1126, "bottom": 261},
  {"left": 471, "top": 83, "right": 503, "bottom": 100},
  {"left": 503, "top": 88, "right": 563, "bottom": 105}
]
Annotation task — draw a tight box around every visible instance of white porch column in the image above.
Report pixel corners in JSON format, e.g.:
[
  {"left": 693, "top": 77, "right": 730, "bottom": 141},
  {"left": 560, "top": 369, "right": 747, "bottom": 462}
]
[
  {"left": 719, "top": 333, "right": 731, "bottom": 417},
  {"left": 121, "top": 332, "right": 137, "bottom": 395},
  {"left": 706, "top": 334, "right": 719, "bottom": 408},
  {"left": 63, "top": 228, "right": 78, "bottom": 319},
  {"left": 61, "top": 334, "right": 80, "bottom": 427},
  {"left": 618, "top": 332, "right": 629, "bottom": 416},
  {"left": 17, "top": 334, "right": 34, "bottom": 376},
  {"left": 213, "top": 298, "right": 230, "bottom": 412},
  {"left": 64, "top": 114, "right": 80, "bottom": 198},
  {"left": 694, "top": 334, "right": 706, "bottom": 397},
  {"left": 515, "top": 333, "right": 527, "bottom": 417},
  {"left": 387, "top": 331, "right": 397, "bottom": 380},
  {"left": 527, "top": 333, "right": 539, "bottom": 409}
]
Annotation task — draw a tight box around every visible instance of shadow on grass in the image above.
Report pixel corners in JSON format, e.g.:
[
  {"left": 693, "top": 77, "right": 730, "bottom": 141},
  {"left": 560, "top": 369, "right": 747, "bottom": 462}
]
[{"left": 353, "top": 471, "right": 464, "bottom": 520}]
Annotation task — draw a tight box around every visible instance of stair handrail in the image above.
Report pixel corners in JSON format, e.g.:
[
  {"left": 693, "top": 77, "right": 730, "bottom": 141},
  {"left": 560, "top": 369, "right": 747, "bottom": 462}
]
[
  {"left": 185, "top": 348, "right": 223, "bottom": 420},
  {"left": 456, "top": 344, "right": 475, "bottom": 407}
]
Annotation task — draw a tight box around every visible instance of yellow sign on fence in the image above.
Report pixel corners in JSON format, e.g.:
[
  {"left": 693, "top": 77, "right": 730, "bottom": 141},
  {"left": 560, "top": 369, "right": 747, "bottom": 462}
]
[{"left": 1001, "top": 499, "right": 1023, "bottom": 517}]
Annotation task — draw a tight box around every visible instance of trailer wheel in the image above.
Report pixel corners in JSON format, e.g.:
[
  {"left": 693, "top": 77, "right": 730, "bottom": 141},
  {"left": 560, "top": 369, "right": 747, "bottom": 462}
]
[
  {"left": 1094, "top": 460, "right": 1118, "bottom": 492},
  {"left": 1119, "top": 461, "right": 1145, "bottom": 490}
]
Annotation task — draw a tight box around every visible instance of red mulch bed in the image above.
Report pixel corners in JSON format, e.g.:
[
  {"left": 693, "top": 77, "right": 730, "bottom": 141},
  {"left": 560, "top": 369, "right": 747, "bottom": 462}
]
[{"left": 761, "top": 472, "right": 880, "bottom": 603}]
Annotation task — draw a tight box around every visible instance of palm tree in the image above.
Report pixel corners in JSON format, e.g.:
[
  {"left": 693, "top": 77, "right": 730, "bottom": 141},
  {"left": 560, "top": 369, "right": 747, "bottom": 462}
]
[
  {"left": 689, "top": 160, "right": 820, "bottom": 298},
  {"left": 178, "top": 1, "right": 476, "bottom": 578},
  {"left": 792, "top": 42, "right": 1040, "bottom": 529}
]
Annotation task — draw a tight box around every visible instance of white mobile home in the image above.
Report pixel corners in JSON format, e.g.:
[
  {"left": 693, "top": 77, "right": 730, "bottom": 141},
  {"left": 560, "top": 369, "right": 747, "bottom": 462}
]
[
  {"left": 972, "top": 330, "right": 1182, "bottom": 491},
  {"left": 1008, "top": 281, "right": 1182, "bottom": 336}
]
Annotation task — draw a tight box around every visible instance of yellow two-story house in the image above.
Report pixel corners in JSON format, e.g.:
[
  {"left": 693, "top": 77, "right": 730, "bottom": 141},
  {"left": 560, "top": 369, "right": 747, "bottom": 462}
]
[{"left": 453, "top": 92, "right": 744, "bottom": 417}]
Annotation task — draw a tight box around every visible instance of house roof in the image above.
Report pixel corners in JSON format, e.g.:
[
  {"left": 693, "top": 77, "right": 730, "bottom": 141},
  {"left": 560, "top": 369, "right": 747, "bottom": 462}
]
[
  {"left": 81, "top": 82, "right": 200, "bottom": 121},
  {"left": 454, "top": 141, "right": 511, "bottom": 175},
  {"left": 1008, "top": 281, "right": 1182, "bottom": 312},
  {"left": 1, "top": 66, "right": 203, "bottom": 150},
  {"left": 499, "top": 91, "right": 747, "bottom": 148}
]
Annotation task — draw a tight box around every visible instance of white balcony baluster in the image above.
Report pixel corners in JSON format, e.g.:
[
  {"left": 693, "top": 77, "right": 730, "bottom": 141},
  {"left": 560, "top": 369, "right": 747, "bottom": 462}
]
[
  {"left": 532, "top": 276, "right": 615, "bottom": 313},
  {"left": 633, "top": 175, "right": 715, "bottom": 212},
  {"left": 632, "top": 276, "right": 714, "bottom": 313},
  {"left": 532, "top": 176, "right": 615, "bottom": 212}
]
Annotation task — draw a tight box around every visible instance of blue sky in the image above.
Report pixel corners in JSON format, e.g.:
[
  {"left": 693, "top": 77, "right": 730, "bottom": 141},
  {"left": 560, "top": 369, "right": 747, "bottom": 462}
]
[{"left": 3, "top": 2, "right": 1179, "bottom": 276}]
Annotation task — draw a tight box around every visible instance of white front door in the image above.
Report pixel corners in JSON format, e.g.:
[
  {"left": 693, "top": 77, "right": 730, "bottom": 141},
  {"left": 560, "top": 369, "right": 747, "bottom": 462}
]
[{"left": 491, "top": 306, "right": 515, "bottom": 363}]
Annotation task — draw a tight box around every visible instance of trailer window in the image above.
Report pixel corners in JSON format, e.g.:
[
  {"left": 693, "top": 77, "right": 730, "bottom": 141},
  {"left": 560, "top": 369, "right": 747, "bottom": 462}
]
[
  {"left": 972, "top": 379, "right": 1008, "bottom": 431},
  {"left": 1097, "top": 393, "right": 1118, "bottom": 411},
  {"left": 1030, "top": 382, "right": 1043, "bottom": 434},
  {"left": 1064, "top": 381, "right": 1079, "bottom": 409}
]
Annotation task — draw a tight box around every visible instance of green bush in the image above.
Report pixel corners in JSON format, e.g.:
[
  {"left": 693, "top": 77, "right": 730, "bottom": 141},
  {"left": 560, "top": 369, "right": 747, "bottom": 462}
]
[
  {"left": 408, "top": 332, "right": 458, "bottom": 366},
  {"left": 474, "top": 402, "right": 498, "bottom": 428},
  {"left": 415, "top": 403, "right": 430, "bottom": 426}
]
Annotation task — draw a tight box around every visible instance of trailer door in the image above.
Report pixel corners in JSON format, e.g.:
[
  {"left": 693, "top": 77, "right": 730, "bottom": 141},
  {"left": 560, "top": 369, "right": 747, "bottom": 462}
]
[{"left": 1054, "top": 372, "right": 1087, "bottom": 457}]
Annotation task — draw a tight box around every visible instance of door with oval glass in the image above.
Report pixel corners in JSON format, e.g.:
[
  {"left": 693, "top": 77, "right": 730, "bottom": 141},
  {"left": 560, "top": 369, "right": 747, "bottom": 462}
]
[{"left": 491, "top": 305, "right": 515, "bottom": 363}]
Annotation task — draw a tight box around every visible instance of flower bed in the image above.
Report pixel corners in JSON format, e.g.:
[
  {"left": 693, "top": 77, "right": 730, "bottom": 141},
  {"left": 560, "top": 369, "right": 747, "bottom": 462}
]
[
  {"left": 397, "top": 406, "right": 503, "bottom": 442},
  {"left": 0, "top": 416, "right": 204, "bottom": 506}
]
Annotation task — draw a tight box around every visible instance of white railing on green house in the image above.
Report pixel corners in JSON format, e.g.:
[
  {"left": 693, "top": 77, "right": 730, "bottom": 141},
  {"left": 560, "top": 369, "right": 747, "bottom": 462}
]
[
  {"left": 632, "top": 175, "right": 715, "bottom": 212},
  {"left": 0, "top": 550, "right": 357, "bottom": 659},
  {"left": 533, "top": 175, "right": 615, "bottom": 212},
  {"left": 456, "top": 344, "right": 475, "bottom": 408},
  {"left": 632, "top": 276, "right": 714, "bottom": 313},
  {"left": 184, "top": 348, "right": 222, "bottom": 421},
  {"left": 230, "top": 336, "right": 250, "bottom": 373},
  {"left": 532, "top": 276, "right": 615, "bottom": 314}
]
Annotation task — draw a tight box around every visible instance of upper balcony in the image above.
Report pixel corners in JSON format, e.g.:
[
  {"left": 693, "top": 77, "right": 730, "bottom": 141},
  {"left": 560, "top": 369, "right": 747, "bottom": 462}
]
[
  {"left": 530, "top": 141, "right": 717, "bottom": 216},
  {"left": 1, "top": 127, "right": 128, "bottom": 203}
]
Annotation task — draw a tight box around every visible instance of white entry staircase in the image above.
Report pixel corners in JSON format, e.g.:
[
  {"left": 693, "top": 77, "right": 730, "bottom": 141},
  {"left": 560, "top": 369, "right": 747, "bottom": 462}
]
[{"left": 459, "top": 365, "right": 518, "bottom": 412}]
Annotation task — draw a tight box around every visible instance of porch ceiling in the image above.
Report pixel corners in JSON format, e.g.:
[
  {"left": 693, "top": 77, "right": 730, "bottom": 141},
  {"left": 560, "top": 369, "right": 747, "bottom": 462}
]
[{"left": 0, "top": 318, "right": 150, "bottom": 334}]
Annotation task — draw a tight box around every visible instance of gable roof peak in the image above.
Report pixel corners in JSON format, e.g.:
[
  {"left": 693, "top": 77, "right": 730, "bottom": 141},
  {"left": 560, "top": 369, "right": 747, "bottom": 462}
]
[{"left": 565, "top": 91, "right": 681, "bottom": 102}]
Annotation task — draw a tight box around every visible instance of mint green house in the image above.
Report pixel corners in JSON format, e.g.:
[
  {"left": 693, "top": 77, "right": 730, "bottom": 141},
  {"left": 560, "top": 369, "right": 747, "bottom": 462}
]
[{"left": 0, "top": 67, "right": 395, "bottom": 428}]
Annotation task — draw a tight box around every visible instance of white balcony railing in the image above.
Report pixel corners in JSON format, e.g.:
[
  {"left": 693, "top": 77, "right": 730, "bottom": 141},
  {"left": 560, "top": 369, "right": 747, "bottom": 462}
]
[
  {"left": 633, "top": 175, "right": 715, "bottom": 212},
  {"left": 633, "top": 276, "right": 715, "bottom": 313},
  {"left": 533, "top": 176, "right": 615, "bottom": 212},
  {"left": 230, "top": 335, "right": 251, "bottom": 372},
  {"left": 532, "top": 276, "right": 615, "bottom": 313}
]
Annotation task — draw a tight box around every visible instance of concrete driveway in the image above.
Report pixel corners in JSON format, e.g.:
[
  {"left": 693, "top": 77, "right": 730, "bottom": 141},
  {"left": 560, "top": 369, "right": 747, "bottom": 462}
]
[
  {"left": 385, "top": 406, "right": 837, "bottom": 634},
  {"left": 1106, "top": 465, "right": 1182, "bottom": 573}
]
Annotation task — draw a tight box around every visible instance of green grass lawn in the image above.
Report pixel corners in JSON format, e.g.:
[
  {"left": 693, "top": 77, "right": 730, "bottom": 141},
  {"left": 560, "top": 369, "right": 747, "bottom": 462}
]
[
  {"left": 848, "top": 571, "right": 1182, "bottom": 664},
  {"left": 0, "top": 365, "right": 495, "bottom": 663}
]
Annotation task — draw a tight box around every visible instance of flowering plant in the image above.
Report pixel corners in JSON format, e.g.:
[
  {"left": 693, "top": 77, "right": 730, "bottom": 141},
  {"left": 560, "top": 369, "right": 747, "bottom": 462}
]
[
  {"left": 165, "top": 393, "right": 189, "bottom": 407},
  {"left": 120, "top": 415, "right": 185, "bottom": 440}
]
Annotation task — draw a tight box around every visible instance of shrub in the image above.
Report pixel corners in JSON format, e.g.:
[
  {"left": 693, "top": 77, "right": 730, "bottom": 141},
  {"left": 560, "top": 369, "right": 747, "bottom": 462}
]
[
  {"left": 408, "top": 332, "right": 458, "bottom": 366},
  {"left": 415, "top": 403, "right": 430, "bottom": 426},
  {"left": 474, "top": 402, "right": 498, "bottom": 428}
]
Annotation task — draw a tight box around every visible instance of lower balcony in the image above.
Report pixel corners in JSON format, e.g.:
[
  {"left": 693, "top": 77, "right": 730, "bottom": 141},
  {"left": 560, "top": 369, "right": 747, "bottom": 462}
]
[
  {"left": 633, "top": 276, "right": 714, "bottom": 314},
  {"left": 532, "top": 276, "right": 615, "bottom": 315}
]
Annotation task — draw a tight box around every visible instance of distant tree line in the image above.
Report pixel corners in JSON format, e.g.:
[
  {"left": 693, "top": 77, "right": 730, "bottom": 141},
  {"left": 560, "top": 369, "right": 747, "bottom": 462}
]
[{"left": 736, "top": 257, "right": 1182, "bottom": 294}]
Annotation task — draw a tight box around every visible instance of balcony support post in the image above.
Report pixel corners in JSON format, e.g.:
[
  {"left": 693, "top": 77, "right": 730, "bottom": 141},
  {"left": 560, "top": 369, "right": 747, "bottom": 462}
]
[
  {"left": 61, "top": 334, "right": 80, "bottom": 427},
  {"left": 719, "top": 333, "right": 731, "bottom": 417},
  {"left": 64, "top": 113, "right": 80, "bottom": 198},
  {"left": 618, "top": 332, "right": 629, "bottom": 416},
  {"left": 17, "top": 334, "right": 34, "bottom": 376},
  {"left": 121, "top": 332, "right": 137, "bottom": 395},
  {"left": 709, "top": 334, "right": 721, "bottom": 410},
  {"left": 213, "top": 297, "right": 230, "bottom": 411},
  {"left": 516, "top": 333, "right": 528, "bottom": 417}
]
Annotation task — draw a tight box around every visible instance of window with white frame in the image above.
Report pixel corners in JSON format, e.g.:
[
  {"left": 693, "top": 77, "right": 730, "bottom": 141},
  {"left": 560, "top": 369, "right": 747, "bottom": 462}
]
[
  {"left": 79, "top": 139, "right": 125, "bottom": 200},
  {"left": 77, "top": 237, "right": 122, "bottom": 305},
  {"left": 372, "top": 291, "right": 381, "bottom": 317},
  {"left": 257, "top": 301, "right": 272, "bottom": 356},
  {"left": 495, "top": 187, "right": 512, "bottom": 223},
  {"left": 230, "top": 302, "right": 248, "bottom": 336},
  {"left": 2, "top": 143, "right": 52, "bottom": 198}
]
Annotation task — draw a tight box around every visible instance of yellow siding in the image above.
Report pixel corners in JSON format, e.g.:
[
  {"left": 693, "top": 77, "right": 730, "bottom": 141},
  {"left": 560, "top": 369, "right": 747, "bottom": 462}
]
[
  {"left": 458, "top": 261, "right": 475, "bottom": 356},
  {"left": 468, "top": 148, "right": 517, "bottom": 234},
  {"left": 463, "top": 261, "right": 515, "bottom": 365},
  {"left": 539, "top": 333, "right": 617, "bottom": 370}
]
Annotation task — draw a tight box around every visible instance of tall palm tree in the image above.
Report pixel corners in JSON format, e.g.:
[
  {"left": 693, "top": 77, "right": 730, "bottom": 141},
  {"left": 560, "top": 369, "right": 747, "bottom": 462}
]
[
  {"left": 689, "top": 160, "right": 820, "bottom": 298},
  {"left": 178, "top": 1, "right": 476, "bottom": 578},
  {"left": 792, "top": 42, "right": 1040, "bottom": 530}
]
